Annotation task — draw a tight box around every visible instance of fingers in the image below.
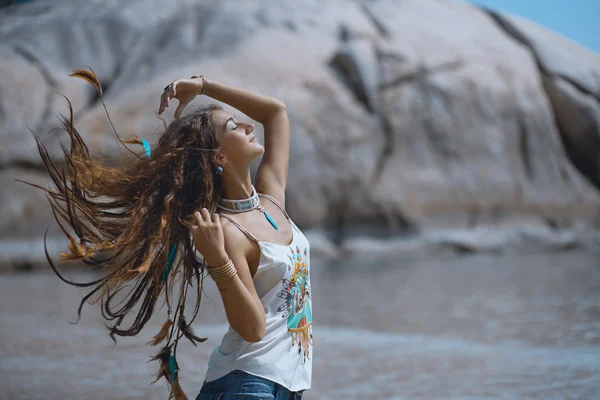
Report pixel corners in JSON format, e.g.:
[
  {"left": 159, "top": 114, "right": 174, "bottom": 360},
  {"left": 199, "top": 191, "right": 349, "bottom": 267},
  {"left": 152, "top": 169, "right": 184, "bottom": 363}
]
[
  {"left": 158, "top": 81, "right": 175, "bottom": 115},
  {"left": 158, "top": 92, "right": 166, "bottom": 114},
  {"left": 186, "top": 209, "right": 220, "bottom": 231},
  {"left": 200, "top": 208, "right": 211, "bottom": 222},
  {"left": 158, "top": 90, "right": 170, "bottom": 115},
  {"left": 174, "top": 101, "right": 188, "bottom": 120},
  {"left": 193, "top": 211, "right": 203, "bottom": 225}
]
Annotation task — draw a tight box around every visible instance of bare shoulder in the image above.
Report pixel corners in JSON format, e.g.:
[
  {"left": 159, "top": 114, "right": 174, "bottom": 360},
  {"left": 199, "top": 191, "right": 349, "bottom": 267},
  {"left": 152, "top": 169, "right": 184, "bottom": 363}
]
[
  {"left": 218, "top": 214, "right": 261, "bottom": 274},
  {"left": 219, "top": 215, "right": 254, "bottom": 256}
]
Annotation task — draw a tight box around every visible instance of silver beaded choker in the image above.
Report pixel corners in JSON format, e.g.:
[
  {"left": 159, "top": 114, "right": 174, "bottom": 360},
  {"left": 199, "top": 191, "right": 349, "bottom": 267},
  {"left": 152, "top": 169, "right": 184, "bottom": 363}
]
[
  {"left": 218, "top": 186, "right": 260, "bottom": 212},
  {"left": 218, "top": 186, "right": 279, "bottom": 230}
]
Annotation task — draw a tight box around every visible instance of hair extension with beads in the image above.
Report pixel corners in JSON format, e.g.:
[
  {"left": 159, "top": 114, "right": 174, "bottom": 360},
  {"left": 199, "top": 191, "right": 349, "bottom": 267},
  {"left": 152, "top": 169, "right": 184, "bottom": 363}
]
[{"left": 18, "top": 67, "right": 222, "bottom": 400}]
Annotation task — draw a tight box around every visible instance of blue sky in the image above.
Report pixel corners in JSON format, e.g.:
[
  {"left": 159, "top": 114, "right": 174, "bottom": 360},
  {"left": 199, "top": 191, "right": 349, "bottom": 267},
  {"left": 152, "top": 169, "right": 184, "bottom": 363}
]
[{"left": 467, "top": 0, "right": 600, "bottom": 55}]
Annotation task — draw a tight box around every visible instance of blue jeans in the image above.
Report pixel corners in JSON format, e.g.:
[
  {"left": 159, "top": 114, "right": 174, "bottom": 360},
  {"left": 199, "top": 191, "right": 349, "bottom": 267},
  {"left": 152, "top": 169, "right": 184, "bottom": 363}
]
[{"left": 196, "top": 370, "right": 305, "bottom": 400}]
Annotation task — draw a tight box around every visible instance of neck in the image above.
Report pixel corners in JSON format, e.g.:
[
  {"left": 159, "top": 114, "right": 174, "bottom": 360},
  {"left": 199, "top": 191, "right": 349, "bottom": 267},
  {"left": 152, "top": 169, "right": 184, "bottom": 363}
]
[{"left": 220, "top": 165, "right": 253, "bottom": 200}]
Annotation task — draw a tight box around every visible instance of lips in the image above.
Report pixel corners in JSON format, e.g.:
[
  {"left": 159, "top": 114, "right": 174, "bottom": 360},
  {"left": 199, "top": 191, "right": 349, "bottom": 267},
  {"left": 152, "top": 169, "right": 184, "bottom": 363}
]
[{"left": 250, "top": 136, "right": 258, "bottom": 142}]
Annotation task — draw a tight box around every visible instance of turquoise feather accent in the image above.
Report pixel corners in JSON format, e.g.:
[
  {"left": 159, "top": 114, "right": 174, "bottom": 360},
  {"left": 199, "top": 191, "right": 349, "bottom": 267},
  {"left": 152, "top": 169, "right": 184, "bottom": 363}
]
[
  {"left": 141, "top": 139, "right": 152, "bottom": 158},
  {"left": 161, "top": 244, "right": 177, "bottom": 282},
  {"left": 169, "top": 354, "right": 177, "bottom": 380},
  {"left": 264, "top": 211, "right": 279, "bottom": 231}
]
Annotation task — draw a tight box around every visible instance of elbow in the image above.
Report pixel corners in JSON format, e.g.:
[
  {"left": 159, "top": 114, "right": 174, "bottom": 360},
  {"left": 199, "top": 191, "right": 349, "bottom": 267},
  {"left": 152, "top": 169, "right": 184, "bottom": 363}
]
[
  {"left": 243, "top": 320, "right": 266, "bottom": 342},
  {"left": 256, "top": 100, "right": 287, "bottom": 125},
  {"left": 260, "top": 100, "right": 287, "bottom": 125},
  {"left": 243, "top": 328, "right": 266, "bottom": 343},
  {"left": 239, "top": 318, "right": 266, "bottom": 343},
  {"left": 274, "top": 99, "right": 287, "bottom": 111}
]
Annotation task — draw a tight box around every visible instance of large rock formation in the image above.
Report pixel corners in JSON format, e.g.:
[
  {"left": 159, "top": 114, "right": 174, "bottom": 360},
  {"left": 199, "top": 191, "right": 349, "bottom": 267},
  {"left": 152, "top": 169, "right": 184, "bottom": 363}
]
[{"left": 1, "top": 0, "right": 599, "bottom": 267}]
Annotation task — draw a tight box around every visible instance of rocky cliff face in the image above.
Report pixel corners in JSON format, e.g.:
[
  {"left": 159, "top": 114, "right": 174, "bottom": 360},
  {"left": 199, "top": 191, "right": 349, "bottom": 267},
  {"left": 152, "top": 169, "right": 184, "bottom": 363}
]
[{"left": 1, "top": 0, "right": 599, "bottom": 266}]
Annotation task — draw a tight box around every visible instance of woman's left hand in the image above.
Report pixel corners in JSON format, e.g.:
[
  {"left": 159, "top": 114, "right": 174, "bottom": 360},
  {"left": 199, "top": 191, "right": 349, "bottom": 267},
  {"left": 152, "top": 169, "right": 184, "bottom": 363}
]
[{"left": 158, "top": 78, "right": 204, "bottom": 119}]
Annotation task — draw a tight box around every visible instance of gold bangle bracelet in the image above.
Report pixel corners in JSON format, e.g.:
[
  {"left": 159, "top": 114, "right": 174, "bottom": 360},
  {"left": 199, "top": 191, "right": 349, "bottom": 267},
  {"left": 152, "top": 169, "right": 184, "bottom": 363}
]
[
  {"left": 210, "top": 267, "right": 237, "bottom": 283},
  {"left": 191, "top": 75, "right": 207, "bottom": 95},
  {"left": 210, "top": 264, "right": 235, "bottom": 279},
  {"left": 206, "top": 259, "right": 237, "bottom": 283},
  {"left": 208, "top": 260, "right": 232, "bottom": 276},
  {"left": 206, "top": 258, "right": 232, "bottom": 270},
  {"left": 212, "top": 269, "right": 237, "bottom": 283}
]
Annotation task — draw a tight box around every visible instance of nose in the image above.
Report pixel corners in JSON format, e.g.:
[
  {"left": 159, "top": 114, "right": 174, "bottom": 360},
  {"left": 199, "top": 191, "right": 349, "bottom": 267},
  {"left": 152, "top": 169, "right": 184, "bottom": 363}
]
[{"left": 246, "top": 123, "right": 255, "bottom": 134}]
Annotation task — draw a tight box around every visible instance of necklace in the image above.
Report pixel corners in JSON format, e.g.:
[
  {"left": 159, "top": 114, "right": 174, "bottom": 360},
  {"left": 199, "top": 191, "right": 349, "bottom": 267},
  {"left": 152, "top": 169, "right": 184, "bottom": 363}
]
[{"left": 218, "top": 186, "right": 279, "bottom": 231}]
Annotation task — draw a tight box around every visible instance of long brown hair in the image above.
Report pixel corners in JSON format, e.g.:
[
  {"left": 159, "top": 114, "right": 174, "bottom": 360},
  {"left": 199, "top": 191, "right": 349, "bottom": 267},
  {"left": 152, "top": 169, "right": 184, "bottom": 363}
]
[{"left": 19, "top": 68, "right": 222, "bottom": 399}]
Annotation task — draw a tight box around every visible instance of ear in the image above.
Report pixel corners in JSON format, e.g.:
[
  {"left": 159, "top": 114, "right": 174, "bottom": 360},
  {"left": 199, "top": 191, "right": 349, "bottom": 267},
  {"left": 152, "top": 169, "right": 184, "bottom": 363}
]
[{"left": 211, "top": 151, "right": 227, "bottom": 167}]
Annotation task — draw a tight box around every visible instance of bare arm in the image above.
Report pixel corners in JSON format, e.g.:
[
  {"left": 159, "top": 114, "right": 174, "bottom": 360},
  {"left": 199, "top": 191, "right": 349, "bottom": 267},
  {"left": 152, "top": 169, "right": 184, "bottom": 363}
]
[
  {"left": 205, "top": 228, "right": 265, "bottom": 343},
  {"left": 162, "top": 78, "right": 290, "bottom": 204},
  {"left": 189, "top": 209, "right": 265, "bottom": 342},
  {"left": 202, "top": 79, "right": 290, "bottom": 204}
]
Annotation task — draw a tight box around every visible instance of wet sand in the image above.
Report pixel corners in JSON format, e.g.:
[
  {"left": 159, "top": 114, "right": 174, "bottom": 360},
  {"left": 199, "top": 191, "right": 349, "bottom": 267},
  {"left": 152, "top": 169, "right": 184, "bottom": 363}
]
[{"left": 1, "top": 252, "right": 600, "bottom": 399}]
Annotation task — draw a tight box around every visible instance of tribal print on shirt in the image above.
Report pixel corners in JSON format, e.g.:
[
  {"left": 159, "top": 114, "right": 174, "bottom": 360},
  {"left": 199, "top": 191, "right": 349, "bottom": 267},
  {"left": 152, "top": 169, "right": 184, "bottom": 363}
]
[{"left": 276, "top": 246, "right": 313, "bottom": 361}]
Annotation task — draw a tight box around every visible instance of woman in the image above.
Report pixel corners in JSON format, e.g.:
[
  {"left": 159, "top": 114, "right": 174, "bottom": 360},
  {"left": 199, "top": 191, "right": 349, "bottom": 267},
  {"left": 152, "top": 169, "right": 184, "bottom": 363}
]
[{"left": 29, "top": 71, "right": 312, "bottom": 400}]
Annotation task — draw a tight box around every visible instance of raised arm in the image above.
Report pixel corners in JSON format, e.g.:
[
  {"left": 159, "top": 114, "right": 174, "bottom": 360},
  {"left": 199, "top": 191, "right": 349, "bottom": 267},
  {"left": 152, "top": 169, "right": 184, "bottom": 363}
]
[
  {"left": 162, "top": 77, "right": 290, "bottom": 204},
  {"left": 202, "top": 79, "right": 290, "bottom": 204}
]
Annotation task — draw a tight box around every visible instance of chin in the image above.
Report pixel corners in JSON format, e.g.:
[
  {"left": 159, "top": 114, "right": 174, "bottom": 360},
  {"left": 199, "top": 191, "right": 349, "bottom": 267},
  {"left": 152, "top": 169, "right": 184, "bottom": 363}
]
[
  {"left": 255, "top": 146, "right": 265, "bottom": 157},
  {"left": 241, "top": 143, "right": 262, "bottom": 160}
]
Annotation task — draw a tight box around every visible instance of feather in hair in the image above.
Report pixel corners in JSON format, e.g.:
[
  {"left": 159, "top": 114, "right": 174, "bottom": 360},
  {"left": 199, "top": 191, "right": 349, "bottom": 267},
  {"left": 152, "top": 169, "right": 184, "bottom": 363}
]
[
  {"left": 178, "top": 315, "right": 207, "bottom": 346},
  {"left": 149, "top": 345, "right": 173, "bottom": 384},
  {"left": 69, "top": 66, "right": 102, "bottom": 96},
  {"left": 169, "top": 377, "right": 187, "bottom": 400},
  {"left": 69, "top": 66, "right": 142, "bottom": 159},
  {"left": 149, "top": 347, "right": 187, "bottom": 399},
  {"left": 169, "top": 354, "right": 178, "bottom": 381},
  {"left": 149, "top": 318, "right": 173, "bottom": 346},
  {"left": 167, "top": 354, "right": 187, "bottom": 399},
  {"left": 120, "top": 135, "right": 152, "bottom": 158},
  {"left": 161, "top": 244, "right": 178, "bottom": 282},
  {"left": 119, "top": 135, "right": 143, "bottom": 146}
]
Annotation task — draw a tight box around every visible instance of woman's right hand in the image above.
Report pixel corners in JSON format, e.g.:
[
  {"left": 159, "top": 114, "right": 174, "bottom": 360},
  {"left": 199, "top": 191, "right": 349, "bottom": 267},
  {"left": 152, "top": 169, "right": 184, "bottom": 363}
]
[
  {"left": 185, "top": 209, "right": 228, "bottom": 267},
  {"left": 158, "top": 77, "right": 204, "bottom": 119}
]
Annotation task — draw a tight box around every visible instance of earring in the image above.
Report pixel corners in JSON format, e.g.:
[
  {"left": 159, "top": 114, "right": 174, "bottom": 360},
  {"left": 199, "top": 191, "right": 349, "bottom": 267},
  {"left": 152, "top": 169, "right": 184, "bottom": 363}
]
[{"left": 215, "top": 166, "right": 223, "bottom": 175}]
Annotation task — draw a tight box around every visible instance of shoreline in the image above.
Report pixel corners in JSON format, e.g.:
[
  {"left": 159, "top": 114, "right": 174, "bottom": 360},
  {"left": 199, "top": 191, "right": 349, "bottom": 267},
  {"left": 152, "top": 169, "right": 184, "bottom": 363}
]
[{"left": 1, "top": 221, "right": 598, "bottom": 271}]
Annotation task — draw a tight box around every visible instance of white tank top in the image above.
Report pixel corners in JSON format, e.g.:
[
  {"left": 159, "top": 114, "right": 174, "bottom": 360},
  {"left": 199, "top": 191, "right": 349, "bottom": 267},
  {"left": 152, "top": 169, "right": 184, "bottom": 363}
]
[{"left": 204, "top": 193, "right": 313, "bottom": 392}]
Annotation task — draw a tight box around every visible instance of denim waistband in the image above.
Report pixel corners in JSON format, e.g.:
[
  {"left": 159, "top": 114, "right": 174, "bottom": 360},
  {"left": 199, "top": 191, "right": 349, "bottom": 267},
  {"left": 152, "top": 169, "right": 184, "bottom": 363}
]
[{"left": 197, "top": 370, "right": 305, "bottom": 400}]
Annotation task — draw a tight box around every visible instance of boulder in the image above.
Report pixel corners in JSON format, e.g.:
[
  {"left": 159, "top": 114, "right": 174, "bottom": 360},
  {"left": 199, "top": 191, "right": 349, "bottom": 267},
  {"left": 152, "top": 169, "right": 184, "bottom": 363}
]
[
  {"left": 481, "top": 9, "right": 600, "bottom": 193},
  {"left": 1, "top": 0, "right": 599, "bottom": 268}
]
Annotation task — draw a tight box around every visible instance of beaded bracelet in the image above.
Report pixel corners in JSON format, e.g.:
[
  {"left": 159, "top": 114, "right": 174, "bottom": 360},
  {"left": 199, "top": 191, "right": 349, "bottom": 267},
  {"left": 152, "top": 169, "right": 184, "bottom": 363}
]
[
  {"left": 190, "top": 75, "right": 207, "bottom": 95},
  {"left": 206, "top": 259, "right": 237, "bottom": 283}
]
